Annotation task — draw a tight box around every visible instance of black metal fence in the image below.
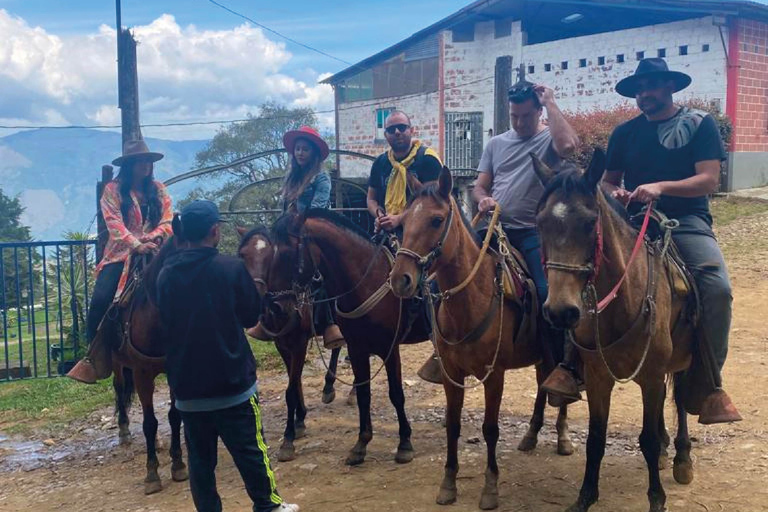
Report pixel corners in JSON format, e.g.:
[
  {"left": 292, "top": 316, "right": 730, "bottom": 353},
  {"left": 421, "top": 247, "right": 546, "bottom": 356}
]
[{"left": 0, "top": 240, "right": 96, "bottom": 381}]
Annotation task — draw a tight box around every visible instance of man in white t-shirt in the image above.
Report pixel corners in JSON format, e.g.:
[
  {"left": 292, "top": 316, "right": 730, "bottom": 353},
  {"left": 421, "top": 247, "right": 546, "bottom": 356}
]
[{"left": 472, "top": 80, "right": 581, "bottom": 404}]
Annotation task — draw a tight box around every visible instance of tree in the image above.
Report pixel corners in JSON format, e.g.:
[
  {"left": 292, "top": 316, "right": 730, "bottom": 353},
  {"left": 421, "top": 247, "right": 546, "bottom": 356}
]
[{"left": 0, "top": 188, "right": 34, "bottom": 311}]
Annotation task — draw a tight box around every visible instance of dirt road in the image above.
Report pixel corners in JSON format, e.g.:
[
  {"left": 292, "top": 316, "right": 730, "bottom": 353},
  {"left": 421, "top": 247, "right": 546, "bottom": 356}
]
[{"left": 1, "top": 212, "right": 766, "bottom": 512}]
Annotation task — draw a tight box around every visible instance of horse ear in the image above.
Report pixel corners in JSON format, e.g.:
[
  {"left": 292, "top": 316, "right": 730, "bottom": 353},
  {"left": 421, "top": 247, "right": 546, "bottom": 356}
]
[
  {"left": 438, "top": 166, "right": 453, "bottom": 199},
  {"left": 530, "top": 153, "right": 555, "bottom": 185},
  {"left": 235, "top": 225, "right": 248, "bottom": 238},
  {"left": 171, "top": 213, "right": 185, "bottom": 241},
  {"left": 406, "top": 171, "right": 424, "bottom": 194},
  {"left": 583, "top": 147, "right": 607, "bottom": 190}
]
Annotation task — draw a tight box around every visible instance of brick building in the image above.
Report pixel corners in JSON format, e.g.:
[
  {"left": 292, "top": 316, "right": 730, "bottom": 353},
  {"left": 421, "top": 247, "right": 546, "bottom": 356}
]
[{"left": 324, "top": 0, "right": 768, "bottom": 191}]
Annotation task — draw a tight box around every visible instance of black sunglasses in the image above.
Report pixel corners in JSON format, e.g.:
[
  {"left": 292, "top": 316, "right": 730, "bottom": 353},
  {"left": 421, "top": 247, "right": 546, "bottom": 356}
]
[
  {"left": 385, "top": 124, "right": 410, "bottom": 135},
  {"left": 508, "top": 85, "right": 533, "bottom": 100}
]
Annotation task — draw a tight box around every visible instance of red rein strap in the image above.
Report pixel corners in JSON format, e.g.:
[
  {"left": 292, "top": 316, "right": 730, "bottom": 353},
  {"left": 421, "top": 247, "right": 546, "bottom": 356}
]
[{"left": 596, "top": 205, "right": 652, "bottom": 313}]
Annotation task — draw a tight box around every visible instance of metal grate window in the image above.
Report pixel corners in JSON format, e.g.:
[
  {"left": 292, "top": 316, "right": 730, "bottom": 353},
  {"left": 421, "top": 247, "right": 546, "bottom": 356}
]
[
  {"left": 445, "top": 112, "right": 484, "bottom": 171},
  {"left": 404, "top": 34, "right": 439, "bottom": 62}
]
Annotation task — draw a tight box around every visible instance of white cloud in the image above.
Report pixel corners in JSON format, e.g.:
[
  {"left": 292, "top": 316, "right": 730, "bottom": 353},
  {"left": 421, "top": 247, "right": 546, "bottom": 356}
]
[
  {"left": 19, "top": 189, "right": 66, "bottom": 233},
  {"left": 0, "top": 10, "right": 334, "bottom": 139},
  {"left": 0, "top": 145, "right": 31, "bottom": 180}
]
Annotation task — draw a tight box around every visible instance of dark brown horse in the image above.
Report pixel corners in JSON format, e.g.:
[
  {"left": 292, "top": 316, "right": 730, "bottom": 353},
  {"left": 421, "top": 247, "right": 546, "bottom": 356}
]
[
  {"left": 236, "top": 225, "right": 351, "bottom": 462},
  {"left": 532, "top": 150, "right": 695, "bottom": 512},
  {"left": 107, "top": 237, "right": 188, "bottom": 495},
  {"left": 389, "top": 168, "right": 572, "bottom": 510},
  {"left": 265, "top": 209, "right": 435, "bottom": 466}
]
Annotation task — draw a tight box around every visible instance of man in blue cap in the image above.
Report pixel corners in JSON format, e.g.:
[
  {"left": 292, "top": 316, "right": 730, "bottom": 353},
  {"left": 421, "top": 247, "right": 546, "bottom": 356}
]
[{"left": 157, "top": 200, "right": 299, "bottom": 512}]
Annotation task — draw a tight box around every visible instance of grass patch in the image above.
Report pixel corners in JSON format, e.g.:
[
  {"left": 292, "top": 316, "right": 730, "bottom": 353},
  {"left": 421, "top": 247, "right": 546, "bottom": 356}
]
[
  {"left": 711, "top": 195, "right": 768, "bottom": 226},
  {"left": 0, "top": 377, "right": 114, "bottom": 435},
  {"left": 249, "top": 339, "right": 283, "bottom": 371}
]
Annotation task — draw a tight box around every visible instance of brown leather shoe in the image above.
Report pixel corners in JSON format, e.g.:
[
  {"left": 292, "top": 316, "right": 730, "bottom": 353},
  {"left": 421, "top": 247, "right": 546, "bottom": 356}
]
[
  {"left": 323, "top": 324, "right": 346, "bottom": 350},
  {"left": 246, "top": 322, "right": 274, "bottom": 341},
  {"left": 417, "top": 353, "right": 443, "bottom": 384},
  {"left": 67, "top": 358, "right": 99, "bottom": 384},
  {"left": 698, "top": 389, "right": 742, "bottom": 425},
  {"left": 541, "top": 366, "right": 582, "bottom": 406}
]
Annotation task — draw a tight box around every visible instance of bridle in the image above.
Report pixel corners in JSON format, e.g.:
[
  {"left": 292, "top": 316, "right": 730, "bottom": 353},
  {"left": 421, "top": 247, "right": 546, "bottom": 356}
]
[{"left": 395, "top": 200, "right": 454, "bottom": 276}]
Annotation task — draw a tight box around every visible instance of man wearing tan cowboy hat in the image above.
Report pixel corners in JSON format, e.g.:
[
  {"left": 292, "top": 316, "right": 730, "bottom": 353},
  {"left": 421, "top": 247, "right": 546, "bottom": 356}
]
[
  {"left": 68, "top": 139, "right": 174, "bottom": 384},
  {"left": 542, "top": 57, "right": 741, "bottom": 424}
]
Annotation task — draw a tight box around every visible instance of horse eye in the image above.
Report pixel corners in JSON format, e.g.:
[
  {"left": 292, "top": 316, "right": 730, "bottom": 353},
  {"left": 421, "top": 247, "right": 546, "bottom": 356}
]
[
  {"left": 431, "top": 217, "right": 444, "bottom": 228},
  {"left": 583, "top": 220, "right": 596, "bottom": 233}
]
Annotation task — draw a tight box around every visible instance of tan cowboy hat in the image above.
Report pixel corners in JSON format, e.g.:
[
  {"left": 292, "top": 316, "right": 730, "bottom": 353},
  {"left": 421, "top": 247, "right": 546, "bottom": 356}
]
[
  {"left": 112, "top": 139, "right": 164, "bottom": 167},
  {"left": 282, "top": 126, "right": 330, "bottom": 161}
]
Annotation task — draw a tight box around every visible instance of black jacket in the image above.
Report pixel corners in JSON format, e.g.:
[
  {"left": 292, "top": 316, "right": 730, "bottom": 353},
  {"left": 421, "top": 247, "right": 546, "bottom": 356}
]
[{"left": 156, "top": 247, "right": 261, "bottom": 403}]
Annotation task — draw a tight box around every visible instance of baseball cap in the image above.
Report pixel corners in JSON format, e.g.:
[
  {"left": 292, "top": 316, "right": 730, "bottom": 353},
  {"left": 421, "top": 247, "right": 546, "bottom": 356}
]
[{"left": 180, "top": 200, "right": 227, "bottom": 241}]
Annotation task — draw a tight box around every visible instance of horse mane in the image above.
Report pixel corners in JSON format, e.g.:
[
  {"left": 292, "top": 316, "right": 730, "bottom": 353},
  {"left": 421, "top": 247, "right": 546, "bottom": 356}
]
[
  {"left": 238, "top": 225, "right": 271, "bottom": 251},
  {"left": 538, "top": 169, "right": 631, "bottom": 224},
  {"left": 136, "top": 235, "right": 180, "bottom": 307},
  {"left": 414, "top": 183, "right": 481, "bottom": 247},
  {"left": 305, "top": 207, "right": 373, "bottom": 242}
]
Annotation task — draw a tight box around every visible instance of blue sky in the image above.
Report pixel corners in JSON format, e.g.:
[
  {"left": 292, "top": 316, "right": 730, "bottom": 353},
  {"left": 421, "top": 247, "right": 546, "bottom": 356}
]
[{"left": 0, "top": 0, "right": 468, "bottom": 140}]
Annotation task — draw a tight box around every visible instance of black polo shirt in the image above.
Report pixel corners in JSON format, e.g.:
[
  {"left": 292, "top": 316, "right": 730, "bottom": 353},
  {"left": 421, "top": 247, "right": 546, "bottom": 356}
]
[{"left": 368, "top": 145, "right": 443, "bottom": 210}]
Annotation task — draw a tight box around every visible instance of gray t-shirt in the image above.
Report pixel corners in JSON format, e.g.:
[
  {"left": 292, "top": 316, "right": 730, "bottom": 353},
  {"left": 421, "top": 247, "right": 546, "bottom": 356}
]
[{"left": 478, "top": 127, "right": 562, "bottom": 229}]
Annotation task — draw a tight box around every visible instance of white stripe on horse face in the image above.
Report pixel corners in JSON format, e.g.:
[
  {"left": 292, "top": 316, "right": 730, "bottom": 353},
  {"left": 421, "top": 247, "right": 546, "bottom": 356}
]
[
  {"left": 414, "top": 203, "right": 423, "bottom": 216},
  {"left": 552, "top": 202, "right": 568, "bottom": 220},
  {"left": 254, "top": 239, "right": 267, "bottom": 251}
]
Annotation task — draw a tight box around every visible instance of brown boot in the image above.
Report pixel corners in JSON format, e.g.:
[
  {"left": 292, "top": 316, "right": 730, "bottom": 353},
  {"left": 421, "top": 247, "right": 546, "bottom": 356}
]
[
  {"left": 698, "top": 388, "right": 742, "bottom": 425},
  {"left": 541, "top": 365, "right": 582, "bottom": 406},
  {"left": 246, "top": 322, "right": 274, "bottom": 341},
  {"left": 67, "top": 358, "right": 100, "bottom": 384},
  {"left": 417, "top": 352, "right": 443, "bottom": 384},
  {"left": 323, "top": 324, "right": 346, "bottom": 350}
]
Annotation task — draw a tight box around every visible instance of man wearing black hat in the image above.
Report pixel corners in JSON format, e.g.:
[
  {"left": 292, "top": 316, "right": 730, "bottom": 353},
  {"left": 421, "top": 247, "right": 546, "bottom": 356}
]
[
  {"left": 544, "top": 58, "right": 741, "bottom": 424},
  {"left": 473, "top": 80, "right": 580, "bottom": 401},
  {"left": 157, "top": 200, "right": 299, "bottom": 512}
]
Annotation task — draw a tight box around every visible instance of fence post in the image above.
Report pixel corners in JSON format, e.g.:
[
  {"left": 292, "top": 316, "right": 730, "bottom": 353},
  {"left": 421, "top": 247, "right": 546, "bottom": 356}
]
[
  {"left": 494, "top": 56, "right": 513, "bottom": 137},
  {"left": 96, "top": 165, "right": 113, "bottom": 263}
]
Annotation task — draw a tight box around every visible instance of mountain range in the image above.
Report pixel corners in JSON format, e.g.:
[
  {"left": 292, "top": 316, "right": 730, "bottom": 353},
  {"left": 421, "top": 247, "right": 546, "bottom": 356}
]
[{"left": 0, "top": 129, "right": 209, "bottom": 240}]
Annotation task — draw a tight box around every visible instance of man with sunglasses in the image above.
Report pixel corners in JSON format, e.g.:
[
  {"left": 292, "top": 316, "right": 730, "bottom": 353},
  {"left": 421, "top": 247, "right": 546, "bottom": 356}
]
[
  {"left": 367, "top": 110, "right": 444, "bottom": 383},
  {"left": 472, "top": 79, "right": 580, "bottom": 403},
  {"left": 587, "top": 58, "right": 738, "bottom": 424}
]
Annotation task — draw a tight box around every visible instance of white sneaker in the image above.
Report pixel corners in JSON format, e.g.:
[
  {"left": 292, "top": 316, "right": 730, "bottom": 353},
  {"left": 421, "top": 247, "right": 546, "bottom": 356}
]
[{"left": 273, "top": 504, "right": 299, "bottom": 512}]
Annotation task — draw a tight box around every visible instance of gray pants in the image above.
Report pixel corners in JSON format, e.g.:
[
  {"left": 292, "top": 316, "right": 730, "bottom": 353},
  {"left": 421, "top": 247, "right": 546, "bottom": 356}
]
[{"left": 671, "top": 215, "right": 732, "bottom": 370}]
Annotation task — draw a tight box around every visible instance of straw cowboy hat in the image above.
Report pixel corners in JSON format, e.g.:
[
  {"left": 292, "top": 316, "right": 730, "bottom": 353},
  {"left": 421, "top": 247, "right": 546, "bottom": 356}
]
[
  {"left": 283, "top": 126, "right": 330, "bottom": 161},
  {"left": 615, "top": 57, "right": 692, "bottom": 98},
  {"left": 112, "top": 139, "right": 165, "bottom": 167}
]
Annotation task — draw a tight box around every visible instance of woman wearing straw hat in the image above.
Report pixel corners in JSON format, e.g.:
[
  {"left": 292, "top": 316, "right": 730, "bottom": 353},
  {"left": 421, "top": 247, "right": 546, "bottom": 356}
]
[
  {"left": 68, "top": 139, "right": 174, "bottom": 384},
  {"left": 247, "top": 126, "right": 345, "bottom": 349}
]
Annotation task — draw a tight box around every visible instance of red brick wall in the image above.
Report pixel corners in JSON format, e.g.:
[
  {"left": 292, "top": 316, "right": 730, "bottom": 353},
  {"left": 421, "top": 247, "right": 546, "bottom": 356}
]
[{"left": 735, "top": 19, "right": 768, "bottom": 151}]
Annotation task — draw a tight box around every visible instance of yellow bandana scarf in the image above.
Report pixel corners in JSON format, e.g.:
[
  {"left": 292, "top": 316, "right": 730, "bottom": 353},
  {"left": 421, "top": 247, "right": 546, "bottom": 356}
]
[{"left": 385, "top": 140, "right": 423, "bottom": 215}]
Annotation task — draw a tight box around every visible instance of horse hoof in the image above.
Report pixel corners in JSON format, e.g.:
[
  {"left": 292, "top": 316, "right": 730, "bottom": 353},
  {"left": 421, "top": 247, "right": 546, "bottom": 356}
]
[
  {"left": 345, "top": 450, "right": 366, "bottom": 466},
  {"left": 557, "top": 438, "right": 574, "bottom": 456},
  {"left": 395, "top": 448, "right": 414, "bottom": 464},
  {"left": 346, "top": 391, "right": 357, "bottom": 407},
  {"left": 322, "top": 390, "right": 336, "bottom": 404},
  {"left": 673, "top": 460, "right": 694, "bottom": 485},
  {"left": 295, "top": 425, "right": 307, "bottom": 439},
  {"left": 436, "top": 486, "right": 457, "bottom": 505},
  {"left": 278, "top": 444, "right": 296, "bottom": 462},
  {"left": 119, "top": 434, "right": 132, "bottom": 446},
  {"left": 517, "top": 435, "right": 537, "bottom": 452},
  {"left": 144, "top": 479, "right": 162, "bottom": 495},
  {"left": 171, "top": 465, "right": 189, "bottom": 482},
  {"left": 479, "top": 491, "right": 499, "bottom": 510}
]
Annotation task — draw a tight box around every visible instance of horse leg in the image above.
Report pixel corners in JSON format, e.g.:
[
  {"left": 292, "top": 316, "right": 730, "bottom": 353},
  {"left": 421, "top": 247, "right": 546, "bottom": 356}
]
[
  {"left": 566, "top": 371, "right": 613, "bottom": 512},
  {"left": 518, "top": 365, "right": 546, "bottom": 452},
  {"left": 638, "top": 379, "right": 668, "bottom": 512},
  {"left": 322, "top": 346, "right": 341, "bottom": 404},
  {"left": 479, "top": 371, "right": 504, "bottom": 510},
  {"left": 658, "top": 389, "right": 670, "bottom": 470},
  {"left": 346, "top": 347, "right": 372, "bottom": 466},
  {"left": 276, "top": 342, "right": 299, "bottom": 462},
  {"left": 113, "top": 365, "right": 133, "bottom": 445},
  {"left": 168, "top": 388, "right": 188, "bottom": 482},
  {"left": 295, "top": 340, "right": 308, "bottom": 439},
  {"left": 437, "top": 367, "right": 465, "bottom": 506},
  {"left": 134, "top": 371, "right": 162, "bottom": 495},
  {"left": 556, "top": 404, "right": 574, "bottom": 456},
  {"left": 384, "top": 347, "right": 413, "bottom": 464},
  {"left": 672, "top": 372, "right": 694, "bottom": 484}
]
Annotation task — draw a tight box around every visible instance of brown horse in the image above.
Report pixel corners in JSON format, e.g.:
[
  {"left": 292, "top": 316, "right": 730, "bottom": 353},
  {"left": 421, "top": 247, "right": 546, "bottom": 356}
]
[
  {"left": 532, "top": 150, "right": 694, "bottom": 512},
  {"left": 389, "top": 168, "right": 572, "bottom": 510},
  {"left": 265, "top": 209, "right": 438, "bottom": 467},
  {"left": 236, "top": 224, "right": 350, "bottom": 462},
  {"left": 107, "top": 237, "right": 188, "bottom": 495}
]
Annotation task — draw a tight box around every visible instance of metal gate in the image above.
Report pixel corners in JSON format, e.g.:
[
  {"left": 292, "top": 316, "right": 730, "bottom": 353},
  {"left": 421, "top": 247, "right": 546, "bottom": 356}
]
[{"left": 445, "top": 112, "right": 483, "bottom": 170}]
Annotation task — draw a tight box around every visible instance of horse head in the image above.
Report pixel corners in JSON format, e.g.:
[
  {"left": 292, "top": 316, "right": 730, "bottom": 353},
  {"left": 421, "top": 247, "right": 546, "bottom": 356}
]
[
  {"left": 391, "top": 166, "right": 459, "bottom": 298},
  {"left": 533, "top": 147, "right": 606, "bottom": 329},
  {"left": 237, "top": 225, "right": 273, "bottom": 297}
]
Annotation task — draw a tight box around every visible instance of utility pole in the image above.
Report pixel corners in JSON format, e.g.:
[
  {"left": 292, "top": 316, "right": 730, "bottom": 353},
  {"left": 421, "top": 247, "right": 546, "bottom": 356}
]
[
  {"left": 493, "top": 56, "right": 513, "bottom": 136},
  {"left": 116, "top": 0, "right": 142, "bottom": 144}
]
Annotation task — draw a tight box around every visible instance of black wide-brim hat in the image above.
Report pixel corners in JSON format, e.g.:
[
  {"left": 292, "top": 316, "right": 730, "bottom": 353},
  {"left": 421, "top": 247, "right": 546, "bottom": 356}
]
[
  {"left": 112, "top": 139, "right": 164, "bottom": 167},
  {"left": 615, "top": 58, "right": 692, "bottom": 98}
]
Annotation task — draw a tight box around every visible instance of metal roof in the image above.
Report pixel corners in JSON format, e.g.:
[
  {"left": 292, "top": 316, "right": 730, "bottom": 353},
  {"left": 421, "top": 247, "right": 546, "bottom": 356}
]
[{"left": 322, "top": 0, "right": 768, "bottom": 85}]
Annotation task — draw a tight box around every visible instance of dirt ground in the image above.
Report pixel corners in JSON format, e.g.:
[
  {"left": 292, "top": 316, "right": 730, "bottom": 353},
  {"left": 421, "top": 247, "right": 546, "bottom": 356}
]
[{"left": 1, "top": 213, "right": 767, "bottom": 512}]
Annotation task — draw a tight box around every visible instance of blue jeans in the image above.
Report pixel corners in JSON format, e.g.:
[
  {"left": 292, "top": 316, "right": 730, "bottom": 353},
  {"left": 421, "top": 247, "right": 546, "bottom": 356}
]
[{"left": 671, "top": 215, "right": 732, "bottom": 370}]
